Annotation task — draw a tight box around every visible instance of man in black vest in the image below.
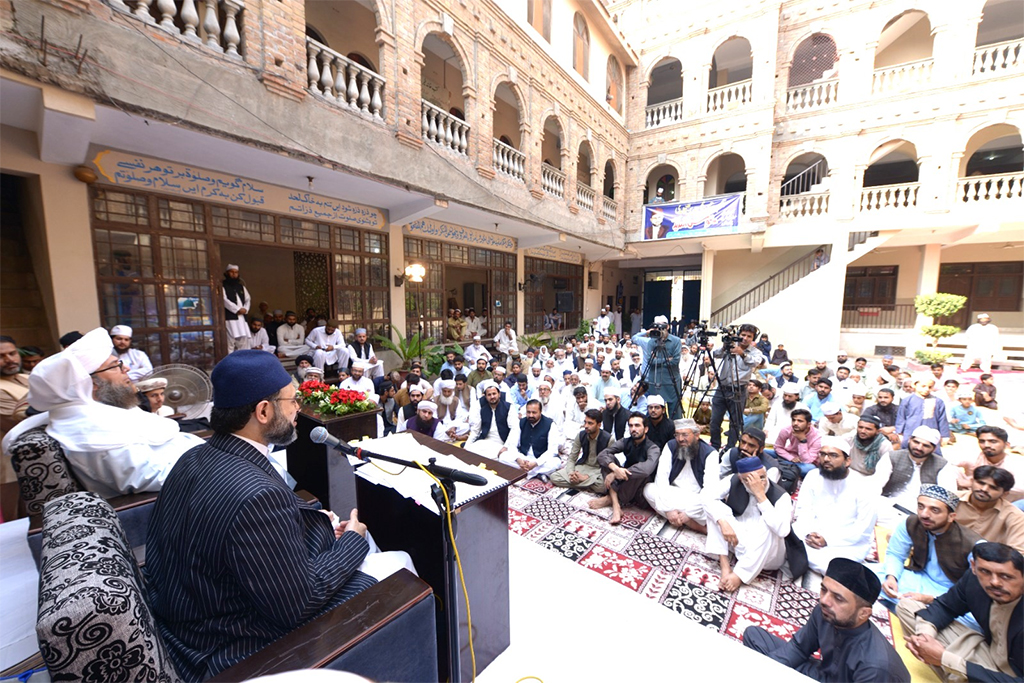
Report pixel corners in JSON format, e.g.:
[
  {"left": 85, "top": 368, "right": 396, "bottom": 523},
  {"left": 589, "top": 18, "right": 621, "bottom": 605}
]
[
  {"left": 603, "top": 391, "right": 629, "bottom": 440},
  {"left": 644, "top": 418, "right": 717, "bottom": 532},
  {"left": 551, "top": 408, "right": 609, "bottom": 493},
  {"left": 590, "top": 412, "right": 661, "bottom": 525},
  {"left": 465, "top": 382, "right": 514, "bottom": 460},
  {"left": 899, "top": 542, "right": 1023, "bottom": 683},
  {"left": 499, "top": 399, "right": 557, "bottom": 480},
  {"left": 876, "top": 425, "right": 958, "bottom": 528},
  {"left": 397, "top": 386, "right": 423, "bottom": 428},
  {"left": 377, "top": 380, "right": 397, "bottom": 436}
]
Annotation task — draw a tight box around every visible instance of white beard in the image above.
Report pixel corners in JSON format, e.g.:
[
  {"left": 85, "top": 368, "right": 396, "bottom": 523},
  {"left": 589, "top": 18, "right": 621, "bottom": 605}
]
[
  {"left": 297, "top": 367, "right": 308, "bottom": 379},
  {"left": 438, "top": 393, "right": 455, "bottom": 407}
]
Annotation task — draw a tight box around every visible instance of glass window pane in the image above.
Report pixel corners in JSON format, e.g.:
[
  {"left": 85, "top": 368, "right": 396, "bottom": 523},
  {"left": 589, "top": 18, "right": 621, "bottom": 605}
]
[
  {"left": 167, "top": 331, "right": 215, "bottom": 371},
  {"left": 95, "top": 230, "right": 155, "bottom": 278},
  {"left": 159, "top": 235, "right": 208, "bottom": 281},
  {"left": 368, "top": 290, "right": 388, "bottom": 320},
  {"left": 335, "top": 254, "right": 361, "bottom": 287},
  {"left": 280, "top": 218, "right": 330, "bottom": 248},
  {"left": 93, "top": 190, "right": 149, "bottom": 226},
  {"left": 158, "top": 199, "right": 205, "bottom": 232},
  {"left": 365, "top": 232, "right": 386, "bottom": 255},
  {"left": 366, "top": 257, "right": 388, "bottom": 288},
  {"left": 100, "top": 283, "right": 159, "bottom": 329},
  {"left": 211, "top": 207, "right": 275, "bottom": 242},
  {"left": 163, "top": 284, "right": 214, "bottom": 326},
  {"left": 336, "top": 289, "right": 362, "bottom": 321},
  {"left": 135, "top": 333, "right": 163, "bottom": 368},
  {"left": 335, "top": 227, "right": 360, "bottom": 251}
]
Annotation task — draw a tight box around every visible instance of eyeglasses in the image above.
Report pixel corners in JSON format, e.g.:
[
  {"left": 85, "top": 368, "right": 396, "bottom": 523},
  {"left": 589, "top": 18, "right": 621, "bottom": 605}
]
[
  {"left": 89, "top": 359, "right": 125, "bottom": 375},
  {"left": 271, "top": 397, "right": 301, "bottom": 407}
]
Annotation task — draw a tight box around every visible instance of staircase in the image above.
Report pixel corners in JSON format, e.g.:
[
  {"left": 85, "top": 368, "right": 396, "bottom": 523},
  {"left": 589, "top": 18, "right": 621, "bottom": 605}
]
[
  {"left": 1, "top": 174, "right": 53, "bottom": 352},
  {"left": 710, "top": 245, "right": 830, "bottom": 324}
]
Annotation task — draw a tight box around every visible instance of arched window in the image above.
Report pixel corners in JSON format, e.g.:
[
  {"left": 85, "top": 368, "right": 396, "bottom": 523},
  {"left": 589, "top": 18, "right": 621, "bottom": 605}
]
[
  {"left": 306, "top": 25, "right": 328, "bottom": 45},
  {"left": 789, "top": 34, "right": 838, "bottom": 87},
  {"left": 347, "top": 52, "right": 375, "bottom": 72},
  {"left": 573, "top": 13, "right": 590, "bottom": 80},
  {"left": 527, "top": 0, "right": 552, "bottom": 42},
  {"left": 606, "top": 56, "right": 623, "bottom": 113}
]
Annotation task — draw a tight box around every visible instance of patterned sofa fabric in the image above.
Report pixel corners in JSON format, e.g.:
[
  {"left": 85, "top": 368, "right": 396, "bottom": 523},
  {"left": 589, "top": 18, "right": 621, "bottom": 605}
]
[
  {"left": 35, "top": 492, "right": 181, "bottom": 682},
  {"left": 8, "top": 427, "right": 81, "bottom": 515}
]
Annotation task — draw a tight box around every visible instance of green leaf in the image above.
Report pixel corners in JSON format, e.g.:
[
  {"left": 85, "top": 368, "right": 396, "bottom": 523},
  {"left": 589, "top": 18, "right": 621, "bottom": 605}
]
[{"left": 914, "top": 293, "right": 967, "bottom": 319}]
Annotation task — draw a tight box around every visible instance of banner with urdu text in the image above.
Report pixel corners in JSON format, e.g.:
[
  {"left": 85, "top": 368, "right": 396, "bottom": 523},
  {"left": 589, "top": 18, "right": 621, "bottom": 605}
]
[{"left": 641, "top": 194, "right": 743, "bottom": 241}]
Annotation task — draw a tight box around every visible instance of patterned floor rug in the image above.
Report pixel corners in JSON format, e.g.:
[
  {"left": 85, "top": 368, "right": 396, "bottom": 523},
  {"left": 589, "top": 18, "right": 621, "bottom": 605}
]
[{"left": 507, "top": 476, "right": 895, "bottom": 647}]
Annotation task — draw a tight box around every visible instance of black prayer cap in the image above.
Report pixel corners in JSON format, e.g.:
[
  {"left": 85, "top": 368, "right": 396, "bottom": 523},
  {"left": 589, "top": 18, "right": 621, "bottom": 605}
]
[
  {"left": 826, "top": 558, "right": 881, "bottom": 605},
  {"left": 59, "top": 331, "right": 83, "bottom": 348},
  {"left": 742, "top": 427, "right": 766, "bottom": 447}
]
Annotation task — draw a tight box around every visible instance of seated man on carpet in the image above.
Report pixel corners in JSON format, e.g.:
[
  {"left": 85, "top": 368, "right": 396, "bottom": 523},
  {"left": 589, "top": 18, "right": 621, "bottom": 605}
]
[
  {"left": 704, "top": 455, "right": 798, "bottom": 592},
  {"left": 435, "top": 379, "right": 470, "bottom": 443},
  {"left": 550, "top": 408, "right": 609, "bottom": 494},
  {"left": 771, "top": 408, "right": 821, "bottom": 478},
  {"left": 846, "top": 414, "right": 896, "bottom": 494},
  {"left": 644, "top": 418, "right": 718, "bottom": 533},
  {"left": 602, "top": 389, "right": 630, "bottom": 441},
  {"left": 561, "top": 385, "right": 600, "bottom": 453},
  {"left": 398, "top": 399, "right": 446, "bottom": 440},
  {"left": 950, "top": 388, "right": 987, "bottom": 436},
  {"left": 956, "top": 426, "right": 1024, "bottom": 503},
  {"left": 465, "top": 381, "right": 517, "bottom": 459},
  {"left": 720, "top": 427, "right": 781, "bottom": 484},
  {"left": 792, "top": 437, "right": 877, "bottom": 575},
  {"left": 644, "top": 395, "right": 674, "bottom": 450},
  {"left": 876, "top": 426, "right": 958, "bottom": 528},
  {"left": 146, "top": 350, "right": 413, "bottom": 682},
  {"left": 745, "top": 558, "right": 911, "bottom": 683},
  {"left": 896, "top": 376, "right": 950, "bottom": 452},
  {"left": 590, "top": 411, "right": 661, "bottom": 525},
  {"left": 955, "top": 467, "right": 1024, "bottom": 553},
  {"left": 497, "top": 399, "right": 558, "bottom": 480},
  {"left": 898, "top": 542, "right": 1023, "bottom": 683},
  {"left": 817, "top": 402, "right": 858, "bottom": 439},
  {"left": 2, "top": 327, "right": 204, "bottom": 498}
]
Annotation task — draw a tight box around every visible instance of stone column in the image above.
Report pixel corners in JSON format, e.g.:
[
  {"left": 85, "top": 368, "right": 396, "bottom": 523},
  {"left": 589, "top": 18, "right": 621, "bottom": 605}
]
[
  {"left": 516, "top": 249, "right": 526, "bottom": 333},
  {"left": 699, "top": 247, "right": 715, "bottom": 321},
  {"left": 387, "top": 222, "right": 407, "bottom": 344}
]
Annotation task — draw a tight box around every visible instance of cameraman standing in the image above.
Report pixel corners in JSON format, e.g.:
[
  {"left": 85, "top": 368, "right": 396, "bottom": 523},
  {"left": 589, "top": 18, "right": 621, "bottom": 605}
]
[
  {"left": 710, "top": 323, "right": 763, "bottom": 451},
  {"left": 634, "top": 315, "right": 683, "bottom": 420}
]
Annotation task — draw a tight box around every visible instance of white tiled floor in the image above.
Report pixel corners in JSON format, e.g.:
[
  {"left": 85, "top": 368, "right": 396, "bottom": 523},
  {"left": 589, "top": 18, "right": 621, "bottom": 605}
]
[{"left": 476, "top": 532, "right": 807, "bottom": 683}]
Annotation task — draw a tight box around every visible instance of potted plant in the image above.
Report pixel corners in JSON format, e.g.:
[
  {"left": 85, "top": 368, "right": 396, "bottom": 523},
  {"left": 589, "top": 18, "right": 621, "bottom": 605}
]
[{"left": 913, "top": 293, "right": 967, "bottom": 365}]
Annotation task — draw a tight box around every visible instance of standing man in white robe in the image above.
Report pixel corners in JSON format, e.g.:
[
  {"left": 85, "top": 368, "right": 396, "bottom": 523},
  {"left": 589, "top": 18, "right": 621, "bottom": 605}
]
[
  {"left": 793, "top": 437, "right": 878, "bottom": 574},
  {"left": 960, "top": 313, "right": 1001, "bottom": 373},
  {"left": 109, "top": 325, "right": 153, "bottom": 382},
  {"left": 306, "top": 320, "right": 348, "bottom": 371},
  {"left": 645, "top": 418, "right": 719, "bottom": 532},
  {"left": 346, "top": 328, "right": 383, "bottom": 379},
  {"left": 275, "top": 311, "right": 308, "bottom": 358},
  {"left": 221, "top": 264, "right": 251, "bottom": 353},
  {"left": 248, "top": 318, "right": 275, "bottom": 355}
]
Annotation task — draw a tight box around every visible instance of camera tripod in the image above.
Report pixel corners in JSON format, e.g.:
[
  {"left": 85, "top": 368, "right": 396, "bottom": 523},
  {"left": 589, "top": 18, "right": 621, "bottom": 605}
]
[
  {"left": 683, "top": 335, "right": 746, "bottom": 448},
  {"left": 635, "top": 329, "right": 684, "bottom": 420}
]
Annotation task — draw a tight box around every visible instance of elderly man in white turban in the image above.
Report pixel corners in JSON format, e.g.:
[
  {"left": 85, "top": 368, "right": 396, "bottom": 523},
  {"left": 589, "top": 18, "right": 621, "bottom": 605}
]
[
  {"left": 339, "top": 361, "right": 375, "bottom": 395},
  {"left": 222, "top": 264, "right": 251, "bottom": 353},
  {"left": 435, "top": 380, "right": 469, "bottom": 442},
  {"left": 110, "top": 325, "right": 153, "bottom": 382},
  {"left": 645, "top": 418, "right": 719, "bottom": 532},
  {"left": 534, "top": 380, "right": 564, "bottom": 429},
  {"left": 346, "top": 328, "right": 383, "bottom": 379},
  {"left": 463, "top": 335, "right": 492, "bottom": 366},
  {"left": 2, "top": 328, "right": 203, "bottom": 498}
]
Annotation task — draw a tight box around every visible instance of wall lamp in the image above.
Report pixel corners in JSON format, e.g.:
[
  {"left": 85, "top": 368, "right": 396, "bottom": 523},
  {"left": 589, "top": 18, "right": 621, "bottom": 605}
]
[{"left": 395, "top": 263, "right": 426, "bottom": 287}]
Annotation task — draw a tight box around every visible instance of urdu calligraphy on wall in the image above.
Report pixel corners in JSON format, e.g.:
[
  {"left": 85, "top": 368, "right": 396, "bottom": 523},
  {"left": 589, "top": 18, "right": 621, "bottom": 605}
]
[
  {"left": 524, "top": 245, "right": 584, "bottom": 265},
  {"left": 91, "top": 150, "right": 385, "bottom": 230},
  {"left": 405, "top": 219, "right": 517, "bottom": 252}
]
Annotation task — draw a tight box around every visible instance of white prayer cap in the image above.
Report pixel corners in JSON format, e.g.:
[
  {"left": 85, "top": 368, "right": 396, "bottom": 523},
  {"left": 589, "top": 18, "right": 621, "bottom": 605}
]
[
  {"left": 820, "top": 436, "right": 850, "bottom": 454},
  {"left": 911, "top": 425, "right": 941, "bottom": 446},
  {"left": 135, "top": 377, "right": 168, "bottom": 393},
  {"left": 850, "top": 386, "right": 867, "bottom": 397},
  {"left": 837, "top": 350, "right": 847, "bottom": 355},
  {"left": 28, "top": 327, "right": 114, "bottom": 410},
  {"left": 647, "top": 395, "right": 666, "bottom": 407},
  {"left": 654, "top": 315, "right": 669, "bottom": 325},
  {"left": 477, "top": 380, "right": 497, "bottom": 392},
  {"left": 439, "top": 379, "right": 456, "bottom": 391},
  {"left": 226, "top": 263, "right": 240, "bottom": 271},
  {"left": 418, "top": 401, "right": 437, "bottom": 414},
  {"left": 674, "top": 418, "right": 699, "bottom": 433},
  {"left": 537, "top": 381, "right": 552, "bottom": 390},
  {"left": 110, "top": 325, "right": 133, "bottom": 338},
  {"left": 355, "top": 327, "right": 367, "bottom": 335},
  {"left": 955, "top": 387, "right": 974, "bottom": 399},
  {"left": 822, "top": 402, "right": 842, "bottom": 416},
  {"left": 473, "top": 335, "right": 481, "bottom": 340},
  {"left": 351, "top": 360, "right": 371, "bottom": 370},
  {"left": 781, "top": 382, "right": 801, "bottom": 394}
]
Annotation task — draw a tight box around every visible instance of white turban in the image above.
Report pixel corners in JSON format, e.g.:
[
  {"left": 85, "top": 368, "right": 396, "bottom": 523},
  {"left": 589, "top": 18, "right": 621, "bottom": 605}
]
[
  {"left": 110, "top": 325, "right": 133, "bottom": 338},
  {"left": 27, "top": 327, "right": 114, "bottom": 410},
  {"left": 352, "top": 360, "right": 371, "bottom": 371},
  {"left": 439, "top": 379, "right": 456, "bottom": 391},
  {"left": 135, "top": 377, "right": 167, "bottom": 393},
  {"left": 226, "top": 263, "right": 240, "bottom": 271},
  {"left": 911, "top": 425, "right": 941, "bottom": 446},
  {"left": 821, "top": 436, "right": 850, "bottom": 454},
  {"left": 418, "top": 401, "right": 438, "bottom": 414},
  {"left": 477, "top": 380, "right": 497, "bottom": 393},
  {"left": 781, "top": 382, "right": 801, "bottom": 394},
  {"left": 537, "top": 381, "right": 552, "bottom": 390},
  {"left": 647, "top": 395, "right": 666, "bottom": 407}
]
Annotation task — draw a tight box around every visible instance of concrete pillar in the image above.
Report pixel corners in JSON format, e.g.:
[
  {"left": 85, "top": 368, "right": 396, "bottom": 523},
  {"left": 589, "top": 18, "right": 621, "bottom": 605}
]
[
  {"left": 845, "top": 43, "right": 876, "bottom": 103},
  {"left": 387, "top": 222, "right": 407, "bottom": 342},
  {"left": 914, "top": 243, "right": 943, "bottom": 331},
  {"left": 516, "top": 248, "right": 526, "bottom": 333},
  {"left": 699, "top": 247, "right": 715, "bottom": 321}
]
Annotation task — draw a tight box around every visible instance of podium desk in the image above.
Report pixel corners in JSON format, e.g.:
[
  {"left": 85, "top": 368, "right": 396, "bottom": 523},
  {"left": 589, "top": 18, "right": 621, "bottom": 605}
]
[{"left": 351, "top": 432, "right": 525, "bottom": 682}]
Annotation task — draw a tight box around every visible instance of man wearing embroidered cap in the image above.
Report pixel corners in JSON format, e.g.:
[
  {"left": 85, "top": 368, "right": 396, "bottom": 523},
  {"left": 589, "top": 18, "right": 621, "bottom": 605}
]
[
  {"left": 876, "top": 425, "right": 958, "bottom": 528},
  {"left": 110, "top": 324, "right": 153, "bottom": 381},
  {"left": 136, "top": 376, "right": 174, "bottom": 417},
  {"left": 745, "top": 557, "right": 910, "bottom": 682},
  {"left": 346, "top": 327, "right": 383, "bottom": 379},
  {"left": 2, "top": 328, "right": 203, "bottom": 497},
  {"left": 222, "top": 264, "right": 252, "bottom": 353}
]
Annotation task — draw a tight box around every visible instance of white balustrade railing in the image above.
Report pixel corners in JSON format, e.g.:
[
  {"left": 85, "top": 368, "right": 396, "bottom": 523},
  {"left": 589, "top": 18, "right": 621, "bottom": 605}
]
[
  {"left": 872, "top": 58, "right": 933, "bottom": 94},
  {"left": 111, "top": 0, "right": 244, "bottom": 57},
  {"left": 779, "top": 192, "right": 830, "bottom": 219},
  {"left": 973, "top": 39, "right": 1022, "bottom": 76},
  {"left": 306, "top": 38, "right": 385, "bottom": 119},
  {"left": 785, "top": 79, "right": 838, "bottom": 113},
  {"left": 957, "top": 172, "right": 1024, "bottom": 202},
  {"left": 421, "top": 100, "right": 469, "bottom": 157},
  {"left": 602, "top": 197, "right": 617, "bottom": 223},
  {"left": 707, "top": 79, "right": 752, "bottom": 113},
  {"left": 541, "top": 163, "right": 565, "bottom": 199},
  {"left": 493, "top": 139, "right": 526, "bottom": 182},
  {"left": 860, "top": 182, "right": 920, "bottom": 211},
  {"left": 576, "top": 183, "right": 596, "bottom": 212},
  {"left": 645, "top": 97, "right": 685, "bottom": 129}
]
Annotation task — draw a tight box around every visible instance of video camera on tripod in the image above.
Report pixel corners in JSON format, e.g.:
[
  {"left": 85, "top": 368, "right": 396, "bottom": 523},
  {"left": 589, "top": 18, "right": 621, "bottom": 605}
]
[{"left": 694, "top": 320, "right": 742, "bottom": 348}]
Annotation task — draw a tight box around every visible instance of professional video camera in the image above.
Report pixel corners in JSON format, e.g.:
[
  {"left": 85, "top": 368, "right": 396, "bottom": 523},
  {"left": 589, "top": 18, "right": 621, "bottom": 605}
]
[{"left": 694, "top": 320, "right": 742, "bottom": 348}]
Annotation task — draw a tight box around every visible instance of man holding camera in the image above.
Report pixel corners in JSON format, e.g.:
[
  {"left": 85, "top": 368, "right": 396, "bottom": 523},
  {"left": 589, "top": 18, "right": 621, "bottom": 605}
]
[
  {"left": 709, "top": 323, "right": 763, "bottom": 451},
  {"left": 633, "top": 315, "right": 683, "bottom": 420}
]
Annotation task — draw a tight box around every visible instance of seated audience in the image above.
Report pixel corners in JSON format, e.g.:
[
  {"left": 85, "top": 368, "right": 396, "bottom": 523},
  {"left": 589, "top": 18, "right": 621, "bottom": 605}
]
[
  {"left": 950, "top": 389, "right": 986, "bottom": 435},
  {"left": 897, "top": 543, "right": 1022, "bottom": 683},
  {"left": 110, "top": 324, "right": 154, "bottom": 381},
  {"left": 896, "top": 377, "right": 950, "bottom": 451},
  {"left": 377, "top": 380, "right": 397, "bottom": 436},
  {"left": 772, "top": 409, "right": 820, "bottom": 477},
  {"left": 466, "top": 357, "right": 492, "bottom": 388},
  {"left": 763, "top": 382, "right": 805, "bottom": 445},
  {"left": 306, "top": 319, "right": 348, "bottom": 372},
  {"left": 394, "top": 385, "right": 422, "bottom": 427},
  {"left": 721, "top": 427, "right": 781, "bottom": 483},
  {"left": 400, "top": 400, "right": 446, "bottom": 439},
  {"left": 818, "top": 402, "right": 857, "bottom": 438},
  {"left": 345, "top": 327, "right": 383, "bottom": 378},
  {"left": 551, "top": 408, "right": 609, "bottom": 493},
  {"left": 339, "top": 361, "right": 375, "bottom": 394},
  {"left": 956, "top": 467, "right": 1024, "bottom": 553},
  {"left": 465, "top": 381, "right": 516, "bottom": 459},
  {"left": 876, "top": 426, "right": 957, "bottom": 528},
  {"left": 18, "top": 345, "right": 44, "bottom": 373},
  {"left": 590, "top": 412, "right": 660, "bottom": 525},
  {"left": 435, "top": 380, "right": 469, "bottom": 442},
  {"left": 973, "top": 373, "right": 999, "bottom": 410},
  {"left": 463, "top": 335, "right": 492, "bottom": 365},
  {"left": 275, "top": 311, "right": 308, "bottom": 358},
  {"left": 846, "top": 415, "right": 896, "bottom": 491},
  {"left": 862, "top": 388, "right": 900, "bottom": 445},
  {"left": 804, "top": 378, "right": 834, "bottom": 422},
  {"left": 745, "top": 558, "right": 910, "bottom": 682},
  {"left": 498, "top": 399, "right": 557, "bottom": 480},
  {"left": 743, "top": 380, "right": 770, "bottom": 431},
  {"left": 248, "top": 318, "right": 275, "bottom": 355},
  {"left": 1, "top": 334, "right": 30, "bottom": 433},
  {"left": 957, "top": 426, "right": 1024, "bottom": 503},
  {"left": 644, "top": 418, "right": 717, "bottom": 532},
  {"left": 792, "top": 437, "right": 877, "bottom": 574},
  {"left": 602, "top": 390, "right": 629, "bottom": 441},
  {"left": 645, "top": 395, "right": 673, "bottom": 450}
]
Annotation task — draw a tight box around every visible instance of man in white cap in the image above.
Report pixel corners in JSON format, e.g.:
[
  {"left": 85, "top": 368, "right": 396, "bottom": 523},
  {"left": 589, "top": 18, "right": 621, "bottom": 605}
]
[
  {"left": 2, "top": 328, "right": 203, "bottom": 497},
  {"left": 339, "top": 361, "right": 375, "bottom": 395},
  {"left": 764, "top": 381, "right": 806, "bottom": 445},
  {"left": 961, "top": 313, "right": 1000, "bottom": 373},
  {"left": 306, "top": 320, "right": 348, "bottom": 372},
  {"left": 136, "top": 377, "right": 175, "bottom": 417},
  {"left": 534, "top": 380, "right": 563, "bottom": 429},
  {"left": 222, "top": 264, "right": 251, "bottom": 353},
  {"left": 435, "top": 380, "right": 469, "bottom": 442},
  {"left": 346, "top": 328, "right": 383, "bottom": 379},
  {"left": 594, "top": 308, "right": 611, "bottom": 336},
  {"left": 400, "top": 400, "right": 446, "bottom": 440},
  {"left": 818, "top": 402, "right": 858, "bottom": 438},
  {"left": 463, "top": 335, "right": 492, "bottom": 365},
  {"left": 645, "top": 418, "right": 718, "bottom": 532},
  {"left": 110, "top": 324, "right": 153, "bottom": 382}
]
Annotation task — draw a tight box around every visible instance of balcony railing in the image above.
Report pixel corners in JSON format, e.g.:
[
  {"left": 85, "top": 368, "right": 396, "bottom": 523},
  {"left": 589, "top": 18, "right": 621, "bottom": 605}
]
[
  {"left": 422, "top": 101, "right": 469, "bottom": 157},
  {"left": 576, "top": 183, "right": 596, "bottom": 212},
  {"left": 958, "top": 172, "right": 1024, "bottom": 203},
  {"left": 541, "top": 163, "right": 565, "bottom": 199},
  {"left": 645, "top": 97, "right": 685, "bottom": 129},
  {"left": 707, "top": 79, "right": 752, "bottom": 113},
  {"left": 780, "top": 191, "right": 830, "bottom": 219},
  {"left": 973, "top": 39, "right": 1022, "bottom": 76},
  {"left": 872, "top": 58, "right": 933, "bottom": 94},
  {"left": 602, "top": 197, "right": 617, "bottom": 223},
  {"left": 785, "top": 79, "right": 838, "bottom": 113},
  {"left": 841, "top": 304, "right": 917, "bottom": 329},
  {"left": 112, "top": 0, "right": 244, "bottom": 57},
  {"left": 493, "top": 139, "right": 526, "bottom": 183},
  {"left": 860, "top": 182, "right": 920, "bottom": 211},
  {"left": 306, "top": 38, "right": 385, "bottom": 119}
]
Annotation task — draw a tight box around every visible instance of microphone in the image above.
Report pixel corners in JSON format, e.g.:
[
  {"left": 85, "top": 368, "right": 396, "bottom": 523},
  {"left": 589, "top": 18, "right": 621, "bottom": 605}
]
[
  {"left": 424, "top": 459, "right": 488, "bottom": 486},
  {"left": 310, "top": 426, "right": 357, "bottom": 456}
]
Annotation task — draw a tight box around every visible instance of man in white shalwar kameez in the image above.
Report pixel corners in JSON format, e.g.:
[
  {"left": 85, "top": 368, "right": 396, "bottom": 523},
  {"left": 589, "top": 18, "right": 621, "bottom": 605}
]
[
  {"left": 2, "top": 328, "right": 204, "bottom": 498},
  {"left": 463, "top": 336, "right": 492, "bottom": 365},
  {"left": 960, "top": 313, "right": 1001, "bottom": 373},
  {"left": 498, "top": 400, "right": 558, "bottom": 479},
  {"left": 704, "top": 454, "right": 793, "bottom": 591},
  {"left": 435, "top": 380, "right": 469, "bottom": 442},
  {"left": 275, "top": 311, "right": 308, "bottom": 358},
  {"left": 346, "top": 328, "right": 383, "bottom": 379},
  {"left": 465, "top": 381, "right": 518, "bottom": 459},
  {"left": 109, "top": 325, "right": 154, "bottom": 382},
  {"left": 221, "top": 264, "right": 252, "bottom": 353},
  {"left": 535, "top": 381, "right": 563, "bottom": 429},
  {"left": 792, "top": 437, "right": 878, "bottom": 574},
  {"left": 339, "top": 361, "right": 375, "bottom": 395},
  {"left": 306, "top": 320, "right": 348, "bottom": 371},
  {"left": 645, "top": 419, "right": 719, "bottom": 532},
  {"left": 248, "top": 318, "right": 276, "bottom": 355}
]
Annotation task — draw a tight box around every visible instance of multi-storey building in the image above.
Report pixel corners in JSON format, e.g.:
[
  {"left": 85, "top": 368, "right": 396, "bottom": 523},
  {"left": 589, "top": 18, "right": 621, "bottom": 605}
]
[{"left": 1, "top": 0, "right": 1020, "bottom": 365}]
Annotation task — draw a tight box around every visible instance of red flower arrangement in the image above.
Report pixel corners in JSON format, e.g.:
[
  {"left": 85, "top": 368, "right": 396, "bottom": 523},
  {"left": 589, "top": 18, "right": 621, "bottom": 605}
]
[{"left": 298, "top": 379, "right": 378, "bottom": 417}]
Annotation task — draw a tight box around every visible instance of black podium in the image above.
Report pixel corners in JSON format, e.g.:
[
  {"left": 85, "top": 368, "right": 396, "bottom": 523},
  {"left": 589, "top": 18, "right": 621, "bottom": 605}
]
[{"left": 349, "top": 432, "right": 525, "bottom": 682}]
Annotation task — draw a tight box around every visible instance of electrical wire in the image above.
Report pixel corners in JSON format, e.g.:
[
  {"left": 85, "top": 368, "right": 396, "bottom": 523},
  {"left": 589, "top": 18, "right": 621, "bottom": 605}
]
[{"left": 414, "top": 461, "right": 476, "bottom": 683}]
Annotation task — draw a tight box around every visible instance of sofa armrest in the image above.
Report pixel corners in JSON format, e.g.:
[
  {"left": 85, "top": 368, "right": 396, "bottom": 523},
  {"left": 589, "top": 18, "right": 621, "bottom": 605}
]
[{"left": 209, "top": 569, "right": 433, "bottom": 681}]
